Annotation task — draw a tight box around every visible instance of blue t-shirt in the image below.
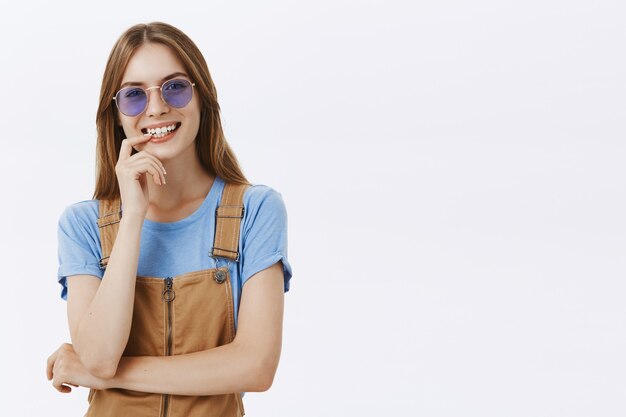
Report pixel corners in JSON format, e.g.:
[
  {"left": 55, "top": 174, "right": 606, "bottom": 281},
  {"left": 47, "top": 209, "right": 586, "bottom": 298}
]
[{"left": 56, "top": 177, "right": 292, "bottom": 328}]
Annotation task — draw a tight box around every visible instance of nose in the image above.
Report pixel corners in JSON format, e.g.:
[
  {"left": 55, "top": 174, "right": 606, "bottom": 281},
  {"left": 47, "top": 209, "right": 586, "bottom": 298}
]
[{"left": 145, "top": 86, "right": 169, "bottom": 117}]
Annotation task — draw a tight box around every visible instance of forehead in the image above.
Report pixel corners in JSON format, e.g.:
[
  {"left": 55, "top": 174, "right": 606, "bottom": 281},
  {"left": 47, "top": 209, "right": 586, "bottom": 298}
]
[{"left": 121, "top": 43, "right": 186, "bottom": 85}]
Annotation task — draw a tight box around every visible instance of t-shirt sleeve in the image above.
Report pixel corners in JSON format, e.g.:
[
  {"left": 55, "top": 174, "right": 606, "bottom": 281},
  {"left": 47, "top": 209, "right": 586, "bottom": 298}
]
[
  {"left": 240, "top": 186, "right": 293, "bottom": 292},
  {"left": 57, "top": 202, "right": 104, "bottom": 300}
]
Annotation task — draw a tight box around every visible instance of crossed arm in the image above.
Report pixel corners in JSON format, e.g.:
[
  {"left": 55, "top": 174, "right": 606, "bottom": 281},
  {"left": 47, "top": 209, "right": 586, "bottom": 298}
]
[{"left": 46, "top": 262, "right": 285, "bottom": 395}]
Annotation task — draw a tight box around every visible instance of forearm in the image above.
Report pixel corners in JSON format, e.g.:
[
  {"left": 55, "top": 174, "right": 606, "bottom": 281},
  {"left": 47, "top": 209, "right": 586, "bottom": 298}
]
[
  {"left": 108, "top": 341, "right": 274, "bottom": 395},
  {"left": 74, "top": 215, "right": 143, "bottom": 376}
]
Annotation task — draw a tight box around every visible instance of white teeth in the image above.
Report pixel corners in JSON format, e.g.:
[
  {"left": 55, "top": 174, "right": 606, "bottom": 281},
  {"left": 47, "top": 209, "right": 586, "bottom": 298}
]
[{"left": 146, "top": 124, "right": 178, "bottom": 137}]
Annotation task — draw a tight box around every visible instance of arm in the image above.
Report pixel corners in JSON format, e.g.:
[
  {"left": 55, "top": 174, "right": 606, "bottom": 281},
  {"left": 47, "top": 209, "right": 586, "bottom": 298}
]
[
  {"left": 67, "top": 214, "right": 144, "bottom": 379},
  {"left": 107, "top": 262, "right": 285, "bottom": 395},
  {"left": 66, "top": 134, "right": 165, "bottom": 379}
]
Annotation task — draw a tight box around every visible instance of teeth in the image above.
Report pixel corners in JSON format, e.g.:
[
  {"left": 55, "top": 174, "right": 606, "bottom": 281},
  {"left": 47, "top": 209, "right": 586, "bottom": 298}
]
[{"left": 146, "top": 123, "right": 178, "bottom": 137}]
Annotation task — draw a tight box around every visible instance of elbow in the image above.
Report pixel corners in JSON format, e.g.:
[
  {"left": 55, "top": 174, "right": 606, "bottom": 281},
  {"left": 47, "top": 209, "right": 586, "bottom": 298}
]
[
  {"left": 232, "top": 337, "right": 281, "bottom": 392},
  {"left": 80, "top": 353, "right": 120, "bottom": 380},
  {"left": 247, "top": 360, "right": 278, "bottom": 392},
  {"left": 251, "top": 372, "right": 274, "bottom": 392},
  {"left": 86, "top": 362, "right": 118, "bottom": 380},
  {"left": 71, "top": 329, "right": 126, "bottom": 380}
]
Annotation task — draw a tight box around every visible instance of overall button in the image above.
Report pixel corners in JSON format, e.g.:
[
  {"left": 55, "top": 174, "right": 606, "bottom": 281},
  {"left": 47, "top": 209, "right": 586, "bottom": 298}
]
[{"left": 214, "top": 269, "right": 227, "bottom": 284}]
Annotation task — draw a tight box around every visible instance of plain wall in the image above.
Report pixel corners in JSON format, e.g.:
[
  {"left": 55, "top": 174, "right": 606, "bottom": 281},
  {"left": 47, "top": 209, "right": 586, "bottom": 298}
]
[{"left": 1, "top": 0, "right": 624, "bottom": 415}]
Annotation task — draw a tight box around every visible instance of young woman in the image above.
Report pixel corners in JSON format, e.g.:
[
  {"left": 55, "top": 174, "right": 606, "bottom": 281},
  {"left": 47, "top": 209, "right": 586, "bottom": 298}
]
[{"left": 46, "top": 22, "right": 292, "bottom": 417}]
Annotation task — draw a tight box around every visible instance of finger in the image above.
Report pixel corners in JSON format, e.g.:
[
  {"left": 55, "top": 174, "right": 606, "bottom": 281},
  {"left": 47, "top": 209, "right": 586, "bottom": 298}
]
[
  {"left": 46, "top": 351, "right": 58, "bottom": 380},
  {"left": 128, "top": 160, "right": 164, "bottom": 186},
  {"left": 128, "top": 151, "right": 167, "bottom": 184},
  {"left": 59, "top": 384, "right": 72, "bottom": 393},
  {"left": 53, "top": 378, "right": 72, "bottom": 393},
  {"left": 145, "top": 153, "right": 167, "bottom": 185},
  {"left": 119, "top": 134, "right": 153, "bottom": 161}
]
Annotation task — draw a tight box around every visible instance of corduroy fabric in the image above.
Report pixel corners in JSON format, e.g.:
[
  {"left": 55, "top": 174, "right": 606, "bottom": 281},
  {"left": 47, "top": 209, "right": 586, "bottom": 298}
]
[{"left": 86, "top": 183, "right": 249, "bottom": 417}]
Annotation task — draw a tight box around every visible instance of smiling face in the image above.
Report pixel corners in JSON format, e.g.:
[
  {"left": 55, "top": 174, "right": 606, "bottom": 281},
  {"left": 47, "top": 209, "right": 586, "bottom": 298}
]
[{"left": 117, "top": 42, "right": 201, "bottom": 161}]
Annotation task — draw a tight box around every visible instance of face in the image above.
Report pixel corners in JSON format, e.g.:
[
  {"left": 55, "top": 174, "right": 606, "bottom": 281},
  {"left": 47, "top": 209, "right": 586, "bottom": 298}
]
[{"left": 117, "top": 43, "right": 201, "bottom": 161}]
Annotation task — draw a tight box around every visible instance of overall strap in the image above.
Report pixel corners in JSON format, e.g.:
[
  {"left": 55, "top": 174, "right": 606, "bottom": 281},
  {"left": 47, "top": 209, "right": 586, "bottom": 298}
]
[
  {"left": 210, "top": 183, "right": 250, "bottom": 262},
  {"left": 96, "top": 198, "right": 122, "bottom": 270},
  {"left": 96, "top": 181, "right": 249, "bottom": 269}
]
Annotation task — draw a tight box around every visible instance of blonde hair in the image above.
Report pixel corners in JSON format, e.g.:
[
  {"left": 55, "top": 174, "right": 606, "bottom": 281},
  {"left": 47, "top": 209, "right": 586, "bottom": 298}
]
[{"left": 93, "top": 22, "right": 248, "bottom": 200}]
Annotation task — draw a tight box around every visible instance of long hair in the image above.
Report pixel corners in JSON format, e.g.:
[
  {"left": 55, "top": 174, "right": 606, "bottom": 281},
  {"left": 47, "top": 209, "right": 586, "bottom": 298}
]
[{"left": 93, "top": 22, "right": 248, "bottom": 200}]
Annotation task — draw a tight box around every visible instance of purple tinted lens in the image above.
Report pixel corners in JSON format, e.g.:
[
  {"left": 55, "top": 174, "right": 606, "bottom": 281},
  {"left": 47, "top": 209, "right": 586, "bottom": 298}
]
[
  {"left": 116, "top": 87, "right": 147, "bottom": 116},
  {"left": 162, "top": 79, "right": 193, "bottom": 108}
]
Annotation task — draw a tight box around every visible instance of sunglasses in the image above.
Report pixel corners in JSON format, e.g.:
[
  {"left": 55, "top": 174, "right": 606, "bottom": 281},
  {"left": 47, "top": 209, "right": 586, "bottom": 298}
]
[{"left": 113, "top": 78, "right": 196, "bottom": 117}]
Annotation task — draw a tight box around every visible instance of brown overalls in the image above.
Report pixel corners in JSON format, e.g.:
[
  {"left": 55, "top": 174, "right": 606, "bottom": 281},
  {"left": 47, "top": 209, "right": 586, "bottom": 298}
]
[{"left": 86, "top": 182, "right": 249, "bottom": 417}]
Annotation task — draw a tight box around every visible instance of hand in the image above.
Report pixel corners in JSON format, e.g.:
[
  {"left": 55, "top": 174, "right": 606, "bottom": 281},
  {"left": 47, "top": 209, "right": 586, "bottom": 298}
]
[
  {"left": 46, "top": 343, "right": 109, "bottom": 393},
  {"left": 115, "top": 134, "right": 167, "bottom": 218}
]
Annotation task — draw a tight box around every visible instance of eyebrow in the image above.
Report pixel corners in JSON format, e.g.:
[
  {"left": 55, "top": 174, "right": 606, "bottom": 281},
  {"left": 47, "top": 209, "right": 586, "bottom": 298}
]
[{"left": 119, "top": 72, "right": 190, "bottom": 89}]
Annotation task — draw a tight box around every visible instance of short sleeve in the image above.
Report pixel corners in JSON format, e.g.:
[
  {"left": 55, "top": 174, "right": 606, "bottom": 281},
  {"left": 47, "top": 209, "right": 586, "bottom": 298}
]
[
  {"left": 240, "top": 186, "right": 292, "bottom": 292},
  {"left": 57, "top": 202, "right": 104, "bottom": 300}
]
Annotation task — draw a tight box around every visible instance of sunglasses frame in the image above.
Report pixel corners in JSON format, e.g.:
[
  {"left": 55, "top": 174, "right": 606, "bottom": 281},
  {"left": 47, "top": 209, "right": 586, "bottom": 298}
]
[{"left": 113, "top": 78, "right": 196, "bottom": 117}]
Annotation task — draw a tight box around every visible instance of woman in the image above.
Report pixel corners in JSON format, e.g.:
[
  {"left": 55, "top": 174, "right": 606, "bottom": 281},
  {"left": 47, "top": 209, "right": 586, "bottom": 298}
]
[{"left": 46, "top": 22, "right": 292, "bottom": 417}]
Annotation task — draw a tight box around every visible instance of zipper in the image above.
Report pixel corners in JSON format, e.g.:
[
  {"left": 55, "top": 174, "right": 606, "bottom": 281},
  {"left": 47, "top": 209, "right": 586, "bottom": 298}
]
[{"left": 161, "top": 277, "right": 175, "bottom": 417}]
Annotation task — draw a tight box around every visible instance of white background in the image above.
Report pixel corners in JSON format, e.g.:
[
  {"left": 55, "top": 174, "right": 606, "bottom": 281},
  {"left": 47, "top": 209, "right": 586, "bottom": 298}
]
[{"left": 0, "top": 0, "right": 624, "bottom": 416}]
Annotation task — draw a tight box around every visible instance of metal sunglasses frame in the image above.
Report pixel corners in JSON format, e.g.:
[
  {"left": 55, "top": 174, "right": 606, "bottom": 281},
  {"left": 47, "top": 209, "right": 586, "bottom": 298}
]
[{"left": 112, "top": 78, "right": 196, "bottom": 117}]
